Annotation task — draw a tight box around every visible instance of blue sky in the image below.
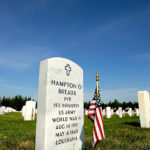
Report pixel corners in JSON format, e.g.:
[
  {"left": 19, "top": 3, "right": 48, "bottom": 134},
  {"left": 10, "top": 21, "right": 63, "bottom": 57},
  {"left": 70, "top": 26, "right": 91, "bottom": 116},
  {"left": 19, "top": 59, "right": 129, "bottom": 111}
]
[{"left": 0, "top": 0, "right": 150, "bottom": 103}]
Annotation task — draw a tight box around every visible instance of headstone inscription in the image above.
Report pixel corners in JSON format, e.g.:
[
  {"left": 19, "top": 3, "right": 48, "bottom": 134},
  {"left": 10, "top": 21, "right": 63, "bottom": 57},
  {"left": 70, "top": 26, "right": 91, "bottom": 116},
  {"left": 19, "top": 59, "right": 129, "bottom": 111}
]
[
  {"left": 138, "top": 91, "right": 150, "bottom": 128},
  {"left": 35, "top": 57, "right": 84, "bottom": 150}
]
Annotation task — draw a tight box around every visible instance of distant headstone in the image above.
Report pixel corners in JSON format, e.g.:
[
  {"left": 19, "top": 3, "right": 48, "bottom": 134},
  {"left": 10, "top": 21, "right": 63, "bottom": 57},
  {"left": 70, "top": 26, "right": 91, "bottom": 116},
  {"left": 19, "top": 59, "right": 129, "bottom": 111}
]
[
  {"left": 24, "top": 101, "right": 36, "bottom": 121},
  {"left": 85, "top": 109, "right": 88, "bottom": 115},
  {"left": 0, "top": 108, "right": 5, "bottom": 115},
  {"left": 102, "top": 109, "right": 106, "bottom": 116},
  {"left": 5, "top": 107, "right": 16, "bottom": 113},
  {"left": 1, "top": 106, "right": 6, "bottom": 111},
  {"left": 111, "top": 109, "right": 114, "bottom": 116},
  {"left": 128, "top": 108, "right": 132, "bottom": 117},
  {"left": 136, "top": 108, "right": 139, "bottom": 116},
  {"left": 118, "top": 107, "right": 122, "bottom": 118},
  {"left": 35, "top": 57, "right": 84, "bottom": 150},
  {"left": 116, "top": 110, "right": 119, "bottom": 115},
  {"left": 122, "top": 110, "right": 125, "bottom": 116},
  {"left": 106, "top": 107, "right": 111, "bottom": 118},
  {"left": 138, "top": 91, "right": 150, "bottom": 128},
  {"left": 22, "top": 105, "right": 26, "bottom": 117}
]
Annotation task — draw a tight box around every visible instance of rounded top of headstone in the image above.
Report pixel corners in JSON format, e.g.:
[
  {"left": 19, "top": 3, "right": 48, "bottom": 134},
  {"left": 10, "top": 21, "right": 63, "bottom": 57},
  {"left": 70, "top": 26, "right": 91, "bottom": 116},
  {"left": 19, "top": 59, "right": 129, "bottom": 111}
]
[
  {"left": 41, "top": 57, "right": 83, "bottom": 71},
  {"left": 138, "top": 90, "right": 148, "bottom": 93}
]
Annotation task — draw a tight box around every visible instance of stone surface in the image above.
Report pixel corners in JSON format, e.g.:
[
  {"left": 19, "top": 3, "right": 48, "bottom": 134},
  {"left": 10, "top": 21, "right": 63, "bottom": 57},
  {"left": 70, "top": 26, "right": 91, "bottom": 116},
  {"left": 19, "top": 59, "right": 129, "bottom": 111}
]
[
  {"left": 118, "top": 107, "right": 122, "bottom": 118},
  {"left": 22, "top": 105, "right": 26, "bottom": 117},
  {"left": 35, "top": 57, "right": 84, "bottom": 150},
  {"left": 136, "top": 108, "right": 139, "bottom": 116},
  {"left": 24, "top": 101, "right": 36, "bottom": 121},
  {"left": 102, "top": 109, "right": 106, "bottom": 116},
  {"left": 111, "top": 109, "right": 114, "bottom": 116},
  {"left": 85, "top": 109, "right": 88, "bottom": 115},
  {"left": 106, "top": 107, "right": 111, "bottom": 118},
  {"left": 5, "top": 107, "right": 16, "bottom": 113},
  {"left": 128, "top": 108, "right": 132, "bottom": 117},
  {"left": 138, "top": 91, "right": 150, "bottom": 128},
  {"left": 0, "top": 108, "right": 5, "bottom": 114},
  {"left": 116, "top": 110, "right": 119, "bottom": 115}
]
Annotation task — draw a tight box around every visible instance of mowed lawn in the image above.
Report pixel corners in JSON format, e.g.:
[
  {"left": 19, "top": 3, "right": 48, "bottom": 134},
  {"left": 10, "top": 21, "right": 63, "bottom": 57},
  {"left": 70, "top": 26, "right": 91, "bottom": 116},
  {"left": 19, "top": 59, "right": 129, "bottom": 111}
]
[{"left": 0, "top": 113, "right": 150, "bottom": 150}]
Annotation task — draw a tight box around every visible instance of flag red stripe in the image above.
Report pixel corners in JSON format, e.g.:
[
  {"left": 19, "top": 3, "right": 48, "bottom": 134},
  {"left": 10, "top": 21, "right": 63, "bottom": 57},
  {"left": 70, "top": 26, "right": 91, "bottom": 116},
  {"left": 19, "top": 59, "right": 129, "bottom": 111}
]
[
  {"left": 96, "top": 108, "right": 104, "bottom": 139},
  {"left": 94, "top": 124, "right": 99, "bottom": 141},
  {"left": 90, "top": 103, "right": 96, "bottom": 106},
  {"left": 89, "top": 108, "right": 95, "bottom": 111}
]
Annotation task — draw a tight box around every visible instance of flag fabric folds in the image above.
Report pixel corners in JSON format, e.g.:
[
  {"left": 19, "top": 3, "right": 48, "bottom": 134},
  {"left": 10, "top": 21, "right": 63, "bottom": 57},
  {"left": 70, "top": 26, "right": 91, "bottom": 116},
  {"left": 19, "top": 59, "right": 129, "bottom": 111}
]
[
  {"left": 88, "top": 99, "right": 97, "bottom": 122},
  {"left": 92, "top": 105, "right": 105, "bottom": 148},
  {"left": 88, "top": 90, "right": 105, "bottom": 148}
]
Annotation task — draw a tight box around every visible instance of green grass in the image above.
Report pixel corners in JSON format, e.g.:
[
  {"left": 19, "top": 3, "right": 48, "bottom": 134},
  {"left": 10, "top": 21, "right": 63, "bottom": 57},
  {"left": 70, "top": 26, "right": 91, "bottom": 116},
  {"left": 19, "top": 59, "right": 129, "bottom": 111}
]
[
  {"left": 0, "top": 113, "right": 150, "bottom": 150},
  {"left": 85, "top": 115, "right": 150, "bottom": 150}
]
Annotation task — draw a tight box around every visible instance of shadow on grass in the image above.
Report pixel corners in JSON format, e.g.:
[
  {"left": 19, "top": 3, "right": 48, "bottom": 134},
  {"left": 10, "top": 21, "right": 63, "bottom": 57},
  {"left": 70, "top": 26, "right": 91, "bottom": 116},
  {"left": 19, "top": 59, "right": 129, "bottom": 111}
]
[{"left": 124, "top": 122, "right": 140, "bottom": 127}]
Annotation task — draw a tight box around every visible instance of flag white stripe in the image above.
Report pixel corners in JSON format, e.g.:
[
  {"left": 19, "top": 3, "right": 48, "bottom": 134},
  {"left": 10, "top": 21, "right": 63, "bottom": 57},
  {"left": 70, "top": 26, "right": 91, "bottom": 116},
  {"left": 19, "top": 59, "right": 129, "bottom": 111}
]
[
  {"left": 95, "top": 116, "right": 101, "bottom": 140},
  {"left": 93, "top": 130, "right": 96, "bottom": 147},
  {"left": 88, "top": 110, "right": 95, "bottom": 114},
  {"left": 89, "top": 105, "right": 96, "bottom": 109},
  {"left": 96, "top": 111, "right": 104, "bottom": 140},
  {"left": 97, "top": 108, "right": 105, "bottom": 137}
]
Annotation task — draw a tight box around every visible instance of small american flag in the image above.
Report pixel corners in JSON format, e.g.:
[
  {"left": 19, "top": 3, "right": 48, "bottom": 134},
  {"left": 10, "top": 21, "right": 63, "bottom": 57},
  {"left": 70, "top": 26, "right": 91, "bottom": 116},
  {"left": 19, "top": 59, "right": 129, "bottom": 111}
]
[{"left": 88, "top": 88, "right": 105, "bottom": 148}]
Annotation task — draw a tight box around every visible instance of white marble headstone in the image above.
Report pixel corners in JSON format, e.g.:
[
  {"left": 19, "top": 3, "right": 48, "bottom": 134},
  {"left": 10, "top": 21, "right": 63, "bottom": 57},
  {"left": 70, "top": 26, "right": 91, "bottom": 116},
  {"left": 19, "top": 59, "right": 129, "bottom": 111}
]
[
  {"left": 85, "top": 109, "right": 88, "bottom": 115},
  {"left": 35, "top": 57, "right": 84, "bottom": 150},
  {"left": 0, "top": 108, "right": 5, "bottom": 115},
  {"left": 138, "top": 91, "right": 150, "bottom": 128},
  {"left": 136, "top": 108, "right": 139, "bottom": 116},
  {"left": 111, "top": 109, "right": 114, "bottom": 116},
  {"left": 106, "top": 107, "right": 111, "bottom": 118},
  {"left": 1, "top": 106, "right": 6, "bottom": 111},
  {"left": 102, "top": 109, "right": 106, "bottom": 116},
  {"left": 122, "top": 110, "right": 125, "bottom": 116},
  {"left": 24, "top": 101, "right": 36, "bottom": 121},
  {"left": 128, "top": 108, "right": 132, "bottom": 117},
  {"left": 22, "top": 105, "right": 26, "bottom": 117},
  {"left": 118, "top": 107, "right": 122, "bottom": 118},
  {"left": 116, "top": 110, "right": 119, "bottom": 115}
]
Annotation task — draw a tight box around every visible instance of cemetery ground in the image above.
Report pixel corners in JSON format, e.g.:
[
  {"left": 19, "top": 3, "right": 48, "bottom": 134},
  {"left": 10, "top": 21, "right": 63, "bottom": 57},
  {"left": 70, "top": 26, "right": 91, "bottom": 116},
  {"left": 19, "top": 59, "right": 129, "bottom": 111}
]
[{"left": 0, "top": 113, "right": 150, "bottom": 150}]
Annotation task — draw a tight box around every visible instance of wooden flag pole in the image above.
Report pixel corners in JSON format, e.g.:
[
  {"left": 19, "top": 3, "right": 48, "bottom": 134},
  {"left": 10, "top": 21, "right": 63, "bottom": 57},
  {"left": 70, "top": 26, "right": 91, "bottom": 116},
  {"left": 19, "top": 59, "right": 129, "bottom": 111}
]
[
  {"left": 96, "top": 71, "right": 100, "bottom": 150},
  {"left": 96, "top": 71, "right": 99, "bottom": 99}
]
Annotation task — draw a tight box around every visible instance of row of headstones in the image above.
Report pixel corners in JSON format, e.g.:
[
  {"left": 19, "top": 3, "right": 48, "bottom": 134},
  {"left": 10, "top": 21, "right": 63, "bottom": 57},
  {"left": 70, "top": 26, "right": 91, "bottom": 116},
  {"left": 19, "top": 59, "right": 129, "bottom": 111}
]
[
  {"left": 103, "top": 107, "right": 139, "bottom": 118},
  {"left": 84, "top": 107, "right": 139, "bottom": 118},
  {"left": 0, "top": 106, "right": 17, "bottom": 114},
  {"left": 85, "top": 90, "right": 150, "bottom": 128},
  {"left": 21, "top": 100, "right": 37, "bottom": 121}
]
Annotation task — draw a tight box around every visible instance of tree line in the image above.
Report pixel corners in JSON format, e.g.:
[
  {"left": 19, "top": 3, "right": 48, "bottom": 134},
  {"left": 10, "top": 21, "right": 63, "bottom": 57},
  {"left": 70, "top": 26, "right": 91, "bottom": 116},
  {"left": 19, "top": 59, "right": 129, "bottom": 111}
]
[
  {"left": 0, "top": 95, "right": 35, "bottom": 111},
  {"left": 84, "top": 99, "right": 138, "bottom": 110},
  {"left": 0, "top": 95, "right": 138, "bottom": 112}
]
